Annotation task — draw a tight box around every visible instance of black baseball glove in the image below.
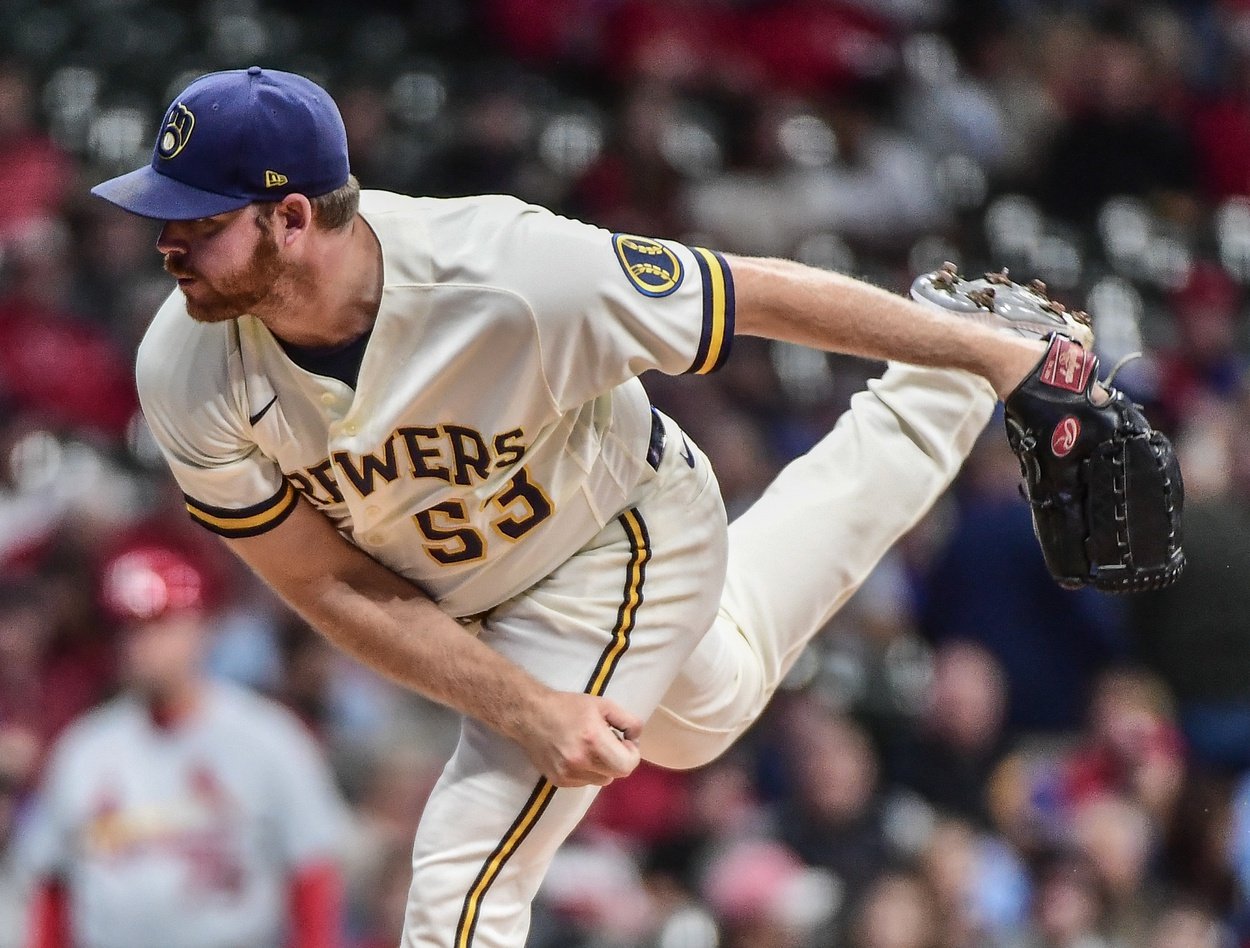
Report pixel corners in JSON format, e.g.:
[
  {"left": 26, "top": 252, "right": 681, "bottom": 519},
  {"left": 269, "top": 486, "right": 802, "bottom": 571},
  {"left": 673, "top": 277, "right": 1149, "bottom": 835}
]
[{"left": 912, "top": 265, "right": 1185, "bottom": 593}]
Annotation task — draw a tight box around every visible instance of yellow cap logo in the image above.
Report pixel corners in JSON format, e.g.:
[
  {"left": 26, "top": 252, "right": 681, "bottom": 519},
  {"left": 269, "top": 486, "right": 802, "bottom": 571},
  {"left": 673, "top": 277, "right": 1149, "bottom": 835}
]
[
  {"left": 264, "top": 170, "right": 288, "bottom": 188},
  {"left": 157, "top": 103, "right": 194, "bottom": 160}
]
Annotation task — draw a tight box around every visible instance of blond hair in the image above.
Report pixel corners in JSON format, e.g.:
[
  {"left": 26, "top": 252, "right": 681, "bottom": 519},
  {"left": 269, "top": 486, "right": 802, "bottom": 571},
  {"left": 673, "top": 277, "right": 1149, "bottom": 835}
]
[{"left": 253, "top": 173, "right": 361, "bottom": 232}]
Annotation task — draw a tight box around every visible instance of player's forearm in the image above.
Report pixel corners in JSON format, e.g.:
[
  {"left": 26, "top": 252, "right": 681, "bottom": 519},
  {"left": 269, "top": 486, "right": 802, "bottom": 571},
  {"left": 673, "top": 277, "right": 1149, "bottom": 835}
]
[
  {"left": 293, "top": 568, "right": 545, "bottom": 741},
  {"left": 728, "top": 255, "right": 1044, "bottom": 397},
  {"left": 227, "top": 502, "right": 553, "bottom": 744},
  {"left": 225, "top": 499, "right": 640, "bottom": 786}
]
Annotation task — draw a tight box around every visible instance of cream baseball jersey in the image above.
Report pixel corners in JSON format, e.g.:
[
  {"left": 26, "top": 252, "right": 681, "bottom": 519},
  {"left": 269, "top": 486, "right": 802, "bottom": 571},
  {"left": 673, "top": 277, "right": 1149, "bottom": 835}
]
[{"left": 137, "top": 191, "right": 734, "bottom": 618}]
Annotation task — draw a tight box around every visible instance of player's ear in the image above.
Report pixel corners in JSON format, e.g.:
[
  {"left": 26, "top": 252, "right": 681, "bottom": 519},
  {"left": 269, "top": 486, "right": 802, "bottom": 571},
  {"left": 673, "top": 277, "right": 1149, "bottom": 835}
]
[{"left": 273, "top": 194, "right": 313, "bottom": 246}]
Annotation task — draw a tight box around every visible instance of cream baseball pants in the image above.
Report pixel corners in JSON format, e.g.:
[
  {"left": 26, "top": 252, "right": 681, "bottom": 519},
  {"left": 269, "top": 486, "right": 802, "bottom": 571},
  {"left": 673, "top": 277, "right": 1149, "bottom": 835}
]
[{"left": 402, "top": 364, "right": 996, "bottom": 947}]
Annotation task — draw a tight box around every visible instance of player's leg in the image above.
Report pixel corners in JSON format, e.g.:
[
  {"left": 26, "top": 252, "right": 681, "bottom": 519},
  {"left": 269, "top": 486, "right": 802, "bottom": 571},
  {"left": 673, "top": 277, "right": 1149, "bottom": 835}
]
[
  {"left": 402, "top": 422, "right": 728, "bottom": 948},
  {"left": 640, "top": 363, "right": 996, "bottom": 770}
]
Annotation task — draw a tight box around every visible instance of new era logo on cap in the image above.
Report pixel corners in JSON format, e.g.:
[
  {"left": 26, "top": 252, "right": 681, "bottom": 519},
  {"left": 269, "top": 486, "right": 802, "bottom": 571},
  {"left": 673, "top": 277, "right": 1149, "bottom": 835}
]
[{"left": 89, "top": 66, "right": 350, "bottom": 221}]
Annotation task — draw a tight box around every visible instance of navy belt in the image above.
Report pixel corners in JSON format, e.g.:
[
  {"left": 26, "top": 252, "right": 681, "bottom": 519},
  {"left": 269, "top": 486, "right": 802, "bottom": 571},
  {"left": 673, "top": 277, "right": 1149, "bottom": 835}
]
[{"left": 646, "top": 408, "right": 666, "bottom": 470}]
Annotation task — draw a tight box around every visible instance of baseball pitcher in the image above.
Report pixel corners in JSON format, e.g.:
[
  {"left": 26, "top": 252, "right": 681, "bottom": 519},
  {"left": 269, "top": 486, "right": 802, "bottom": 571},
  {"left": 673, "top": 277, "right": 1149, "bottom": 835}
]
[{"left": 89, "top": 68, "right": 1180, "bottom": 947}]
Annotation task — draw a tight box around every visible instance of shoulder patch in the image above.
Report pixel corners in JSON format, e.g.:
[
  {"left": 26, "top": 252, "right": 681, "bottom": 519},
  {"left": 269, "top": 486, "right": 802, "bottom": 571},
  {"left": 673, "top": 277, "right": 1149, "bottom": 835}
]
[{"left": 612, "top": 233, "right": 683, "bottom": 298}]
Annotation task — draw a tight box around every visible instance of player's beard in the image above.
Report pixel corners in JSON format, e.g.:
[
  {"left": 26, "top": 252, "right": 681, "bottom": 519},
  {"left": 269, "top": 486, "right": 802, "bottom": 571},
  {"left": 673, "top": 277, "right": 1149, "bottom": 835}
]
[{"left": 166, "top": 225, "right": 284, "bottom": 323}]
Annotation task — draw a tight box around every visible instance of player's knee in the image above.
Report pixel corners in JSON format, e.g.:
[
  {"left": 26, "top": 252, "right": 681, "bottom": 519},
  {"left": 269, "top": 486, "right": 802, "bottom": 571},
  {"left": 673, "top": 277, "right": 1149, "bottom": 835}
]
[
  {"left": 647, "top": 746, "right": 725, "bottom": 771},
  {"left": 641, "top": 721, "right": 738, "bottom": 771}
]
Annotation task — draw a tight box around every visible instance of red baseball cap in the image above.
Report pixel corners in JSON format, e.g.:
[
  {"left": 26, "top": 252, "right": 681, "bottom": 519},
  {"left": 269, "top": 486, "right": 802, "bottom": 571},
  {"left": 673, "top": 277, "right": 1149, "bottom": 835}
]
[{"left": 98, "top": 544, "right": 209, "bottom": 624}]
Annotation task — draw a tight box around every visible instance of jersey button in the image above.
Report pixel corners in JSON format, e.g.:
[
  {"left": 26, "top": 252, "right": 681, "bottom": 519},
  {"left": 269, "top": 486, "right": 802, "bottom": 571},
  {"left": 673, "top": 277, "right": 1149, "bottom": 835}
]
[
  {"left": 365, "top": 505, "right": 380, "bottom": 518},
  {"left": 344, "top": 423, "right": 358, "bottom": 435},
  {"left": 319, "top": 393, "right": 335, "bottom": 406},
  {"left": 366, "top": 532, "right": 386, "bottom": 545}
]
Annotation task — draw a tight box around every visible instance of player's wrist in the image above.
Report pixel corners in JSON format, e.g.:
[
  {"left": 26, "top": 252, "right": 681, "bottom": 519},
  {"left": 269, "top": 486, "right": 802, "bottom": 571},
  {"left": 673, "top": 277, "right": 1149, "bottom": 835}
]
[
  {"left": 495, "top": 678, "right": 558, "bottom": 744},
  {"left": 987, "top": 337, "right": 1049, "bottom": 401}
]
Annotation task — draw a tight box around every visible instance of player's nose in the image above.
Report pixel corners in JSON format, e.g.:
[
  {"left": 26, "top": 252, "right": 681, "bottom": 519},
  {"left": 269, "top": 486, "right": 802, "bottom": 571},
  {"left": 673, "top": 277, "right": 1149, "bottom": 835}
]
[{"left": 155, "top": 222, "right": 188, "bottom": 255}]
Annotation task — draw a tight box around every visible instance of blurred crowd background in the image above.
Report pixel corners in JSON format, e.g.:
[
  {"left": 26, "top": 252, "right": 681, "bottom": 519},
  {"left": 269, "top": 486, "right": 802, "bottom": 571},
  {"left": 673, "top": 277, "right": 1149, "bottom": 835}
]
[{"left": 2, "top": 0, "right": 1250, "bottom": 945}]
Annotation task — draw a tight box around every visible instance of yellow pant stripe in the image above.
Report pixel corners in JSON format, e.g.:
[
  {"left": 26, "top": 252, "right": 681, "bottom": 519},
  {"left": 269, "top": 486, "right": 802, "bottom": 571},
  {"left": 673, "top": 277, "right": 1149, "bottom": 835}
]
[
  {"left": 454, "top": 509, "right": 650, "bottom": 947},
  {"left": 588, "top": 508, "right": 650, "bottom": 695}
]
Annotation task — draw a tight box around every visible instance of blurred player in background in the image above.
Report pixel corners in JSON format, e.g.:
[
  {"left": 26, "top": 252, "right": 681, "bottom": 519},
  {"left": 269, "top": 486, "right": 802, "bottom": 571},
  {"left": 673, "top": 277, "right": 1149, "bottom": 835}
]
[{"left": 19, "top": 532, "right": 349, "bottom": 948}]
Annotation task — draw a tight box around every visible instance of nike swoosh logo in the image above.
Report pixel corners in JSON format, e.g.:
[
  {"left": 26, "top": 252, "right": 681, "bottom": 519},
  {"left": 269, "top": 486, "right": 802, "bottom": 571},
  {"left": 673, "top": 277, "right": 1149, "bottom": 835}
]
[
  {"left": 248, "top": 395, "right": 278, "bottom": 426},
  {"left": 679, "top": 436, "right": 695, "bottom": 468}
]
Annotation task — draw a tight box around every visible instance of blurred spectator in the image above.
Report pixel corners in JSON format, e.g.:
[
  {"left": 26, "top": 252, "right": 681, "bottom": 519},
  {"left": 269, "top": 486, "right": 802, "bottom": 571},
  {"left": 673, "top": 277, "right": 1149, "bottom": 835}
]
[
  {"left": 637, "top": 834, "right": 720, "bottom": 948},
  {"left": 423, "top": 80, "right": 534, "bottom": 199},
  {"left": 686, "top": 85, "right": 947, "bottom": 255},
  {"left": 1146, "top": 901, "right": 1229, "bottom": 948},
  {"left": 340, "top": 741, "right": 445, "bottom": 947},
  {"left": 898, "top": 31, "right": 1010, "bottom": 175},
  {"left": 0, "top": 743, "right": 27, "bottom": 948},
  {"left": 1163, "top": 776, "right": 1237, "bottom": 929},
  {"left": 0, "top": 575, "right": 111, "bottom": 767},
  {"left": 889, "top": 640, "right": 1009, "bottom": 827},
  {"left": 1130, "top": 391, "right": 1250, "bottom": 771},
  {"left": 0, "top": 296, "right": 138, "bottom": 440},
  {"left": 771, "top": 698, "right": 900, "bottom": 921},
  {"left": 17, "top": 532, "right": 348, "bottom": 948},
  {"left": 569, "top": 80, "right": 694, "bottom": 238},
  {"left": 701, "top": 837, "right": 838, "bottom": 948},
  {"left": 1222, "top": 772, "right": 1250, "bottom": 935},
  {"left": 927, "top": 9, "right": 1063, "bottom": 186},
  {"left": 272, "top": 616, "right": 406, "bottom": 748},
  {"left": 988, "top": 666, "right": 1183, "bottom": 883},
  {"left": 847, "top": 870, "right": 940, "bottom": 948},
  {"left": 345, "top": 840, "right": 413, "bottom": 948},
  {"left": 0, "top": 62, "right": 72, "bottom": 243},
  {"left": 1154, "top": 262, "right": 1245, "bottom": 433},
  {"left": 584, "top": 760, "right": 694, "bottom": 848},
  {"left": 0, "top": 584, "right": 66, "bottom": 786},
  {"left": 986, "top": 745, "right": 1067, "bottom": 867},
  {"left": 336, "top": 83, "right": 417, "bottom": 197},
  {"left": 1001, "top": 849, "right": 1116, "bottom": 948},
  {"left": 1190, "top": 42, "right": 1250, "bottom": 199},
  {"left": 532, "top": 837, "right": 653, "bottom": 948},
  {"left": 918, "top": 817, "right": 1029, "bottom": 946},
  {"left": 1036, "top": 23, "right": 1198, "bottom": 225},
  {"left": 70, "top": 207, "right": 167, "bottom": 345},
  {"left": 1070, "top": 794, "right": 1159, "bottom": 946},
  {"left": 919, "top": 425, "right": 1128, "bottom": 732},
  {"left": 1010, "top": 855, "right": 1120, "bottom": 948},
  {"left": 1061, "top": 668, "right": 1186, "bottom": 827}
]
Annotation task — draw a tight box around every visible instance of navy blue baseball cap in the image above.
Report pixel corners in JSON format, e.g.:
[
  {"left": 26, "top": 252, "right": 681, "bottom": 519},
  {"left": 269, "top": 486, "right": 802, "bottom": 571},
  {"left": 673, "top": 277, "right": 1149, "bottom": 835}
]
[{"left": 91, "top": 66, "right": 350, "bottom": 221}]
